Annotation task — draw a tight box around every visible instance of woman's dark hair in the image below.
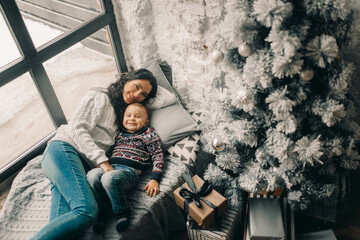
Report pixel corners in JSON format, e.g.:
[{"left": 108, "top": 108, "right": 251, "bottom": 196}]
[{"left": 107, "top": 68, "right": 157, "bottom": 128}]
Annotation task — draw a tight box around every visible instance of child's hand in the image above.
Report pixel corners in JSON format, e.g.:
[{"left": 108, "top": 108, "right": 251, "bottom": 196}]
[
  {"left": 144, "top": 179, "right": 159, "bottom": 197},
  {"left": 98, "top": 161, "right": 113, "bottom": 172}
]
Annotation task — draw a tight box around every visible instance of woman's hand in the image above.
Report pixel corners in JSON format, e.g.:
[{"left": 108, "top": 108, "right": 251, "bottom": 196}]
[
  {"left": 98, "top": 161, "right": 113, "bottom": 172},
  {"left": 144, "top": 179, "right": 160, "bottom": 197}
]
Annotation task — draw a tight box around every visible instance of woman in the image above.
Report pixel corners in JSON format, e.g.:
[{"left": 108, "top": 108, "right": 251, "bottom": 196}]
[{"left": 31, "top": 68, "right": 157, "bottom": 240}]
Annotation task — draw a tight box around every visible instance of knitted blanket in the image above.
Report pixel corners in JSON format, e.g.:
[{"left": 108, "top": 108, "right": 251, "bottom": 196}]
[{"left": 0, "top": 155, "right": 189, "bottom": 240}]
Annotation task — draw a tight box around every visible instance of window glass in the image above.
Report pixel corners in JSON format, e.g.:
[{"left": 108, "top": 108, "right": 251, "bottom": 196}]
[
  {"left": 43, "top": 30, "right": 117, "bottom": 120},
  {"left": 0, "top": 1, "right": 116, "bottom": 169},
  {"left": 0, "top": 12, "right": 22, "bottom": 68},
  {"left": 18, "top": 0, "right": 103, "bottom": 48},
  {"left": 0, "top": 72, "right": 55, "bottom": 169}
]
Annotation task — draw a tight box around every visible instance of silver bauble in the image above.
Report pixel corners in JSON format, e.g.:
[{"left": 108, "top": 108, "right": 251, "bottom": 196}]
[
  {"left": 211, "top": 138, "right": 225, "bottom": 151},
  {"left": 236, "top": 89, "right": 254, "bottom": 104},
  {"left": 300, "top": 69, "right": 314, "bottom": 82},
  {"left": 210, "top": 50, "right": 224, "bottom": 64},
  {"left": 238, "top": 42, "right": 252, "bottom": 57},
  {"left": 255, "top": 148, "right": 266, "bottom": 162},
  {"left": 260, "top": 75, "right": 272, "bottom": 89}
]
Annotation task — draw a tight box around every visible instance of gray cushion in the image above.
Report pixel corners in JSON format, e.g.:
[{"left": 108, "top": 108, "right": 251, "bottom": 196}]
[{"left": 142, "top": 58, "right": 200, "bottom": 149}]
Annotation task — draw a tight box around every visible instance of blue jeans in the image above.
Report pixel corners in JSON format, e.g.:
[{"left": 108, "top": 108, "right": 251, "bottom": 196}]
[
  {"left": 31, "top": 141, "right": 98, "bottom": 240},
  {"left": 86, "top": 164, "right": 140, "bottom": 215}
]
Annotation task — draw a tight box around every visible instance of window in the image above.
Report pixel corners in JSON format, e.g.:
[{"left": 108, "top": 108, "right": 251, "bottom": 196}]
[
  {"left": 0, "top": 13, "right": 21, "bottom": 69},
  {"left": 0, "top": 0, "right": 127, "bottom": 183}
]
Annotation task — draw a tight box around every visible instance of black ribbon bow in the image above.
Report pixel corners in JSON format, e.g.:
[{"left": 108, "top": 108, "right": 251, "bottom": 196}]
[
  {"left": 179, "top": 173, "right": 213, "bottom": 208},
  {"left": 179, "top": 173, "right": 219, "bottom": 224}
]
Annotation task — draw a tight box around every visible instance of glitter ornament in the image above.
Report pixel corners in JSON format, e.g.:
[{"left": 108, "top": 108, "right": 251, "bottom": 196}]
[
  {"left": 255, "top": 148, "right": 266, "bottom": 162},
  {"left": 238, "top": 42, "right": 252, "bottom": 57},
  {"left": 211, "top": 138, "right": 225, "bottom": 152},
  {"left": 300, "top": 69, "right": 314, "bottom": 81},
  {"left": 236, "top": 88, "right": 254, "bottom": 104},
  {"left": 210, "top": 50, "right": 224, "bottom": 64}
]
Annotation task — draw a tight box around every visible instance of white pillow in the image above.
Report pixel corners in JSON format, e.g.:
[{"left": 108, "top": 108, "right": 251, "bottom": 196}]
[{"left": 146, "top": 85, "right": 177, "bottom": 109}]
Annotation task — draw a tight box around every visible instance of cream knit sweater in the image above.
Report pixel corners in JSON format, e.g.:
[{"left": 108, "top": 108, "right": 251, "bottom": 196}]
[{"left": 50, "top": 90, "right": 118, "bottom": 168}]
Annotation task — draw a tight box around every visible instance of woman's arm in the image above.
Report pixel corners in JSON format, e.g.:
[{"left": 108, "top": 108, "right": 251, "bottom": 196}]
[{"left": 67, "top": 90, "right": 117, "bottom": 167}]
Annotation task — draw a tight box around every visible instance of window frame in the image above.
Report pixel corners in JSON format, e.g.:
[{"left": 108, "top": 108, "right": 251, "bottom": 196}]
[{"left": 0, "top": 0, "right": 127, "bottom": 183}]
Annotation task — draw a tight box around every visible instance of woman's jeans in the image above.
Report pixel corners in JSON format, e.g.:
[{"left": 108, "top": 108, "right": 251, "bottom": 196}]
[
  {"left": 31, "top": 141, "right": 98, "bottom": 240},
  {"left": 86, "top": 164, "right": 140, "bottom": 216}
]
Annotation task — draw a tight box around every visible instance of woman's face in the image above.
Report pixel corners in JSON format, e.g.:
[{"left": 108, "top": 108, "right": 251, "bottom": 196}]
[{"left": 122, "top": 79, "right": 152, "bottom": 104}]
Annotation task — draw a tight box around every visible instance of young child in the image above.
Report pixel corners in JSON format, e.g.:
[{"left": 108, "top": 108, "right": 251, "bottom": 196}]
[{"left": 87, "top": 102, "right": 163, "bottom": 233}]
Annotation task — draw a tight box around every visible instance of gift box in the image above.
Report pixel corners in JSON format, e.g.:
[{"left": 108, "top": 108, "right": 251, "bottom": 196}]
[
  {"left": 187, "top": 207, "right": 243, "bottom": 240},
  {"left": 248, "top": 198, "right": 285, "bottom": 240},
  {"left": 299, "top": 173, "right": 349, "bottom": 224},
  {"left": 174, "top": 174, "right": 227, "bottom": 229},
  {"left": 244, "top": 193, "right": 292, "bottom": 240},
  {"left": 248, "top": 189, "right": 283, "bottom": 198},
  {"left": 297, "top": 229, "right": 337, "bottom": 240}
]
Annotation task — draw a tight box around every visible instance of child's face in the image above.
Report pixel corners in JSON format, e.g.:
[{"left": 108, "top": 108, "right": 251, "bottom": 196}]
[{"left": 123, "top": 104, "right": 149, "bottom": 133}]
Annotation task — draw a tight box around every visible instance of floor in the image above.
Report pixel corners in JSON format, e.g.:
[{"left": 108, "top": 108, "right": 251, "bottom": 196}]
[
  {"left": 168, "top": 170, "right": 360, "bottom": 240},
  {"left": 0, "top": 170, "right": 359, "bottom": 239}
]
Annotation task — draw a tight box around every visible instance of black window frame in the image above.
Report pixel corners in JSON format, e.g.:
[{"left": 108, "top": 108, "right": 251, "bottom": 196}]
[{"left": 0, "top": 0, "right": 128, "bottom": 183}]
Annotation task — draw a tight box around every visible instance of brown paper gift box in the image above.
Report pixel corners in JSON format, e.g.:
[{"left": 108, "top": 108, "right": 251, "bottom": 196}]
[{"left": 173, "top": 174, "right": 227, "bottom": 229}]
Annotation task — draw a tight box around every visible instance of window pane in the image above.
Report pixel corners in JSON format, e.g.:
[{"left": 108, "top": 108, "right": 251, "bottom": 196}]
[
  {"left": 0, "top": 73, "right": 56, "bottom": 169},
  {"left": 18, "top": 0, "right": 103, "bottom": 49},
  {"left": 43, "top": 33, "right": 117, "bottom": 119},
  {"left": 0, "top": 12, "right": 22, "bottom": 68},
  {"left": 23, "top": 18, "right": 64, "bottom": 48}
]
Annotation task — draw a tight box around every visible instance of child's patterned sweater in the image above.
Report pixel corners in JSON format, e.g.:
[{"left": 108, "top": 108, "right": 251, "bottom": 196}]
[{"left": 109, "top": 125, "right": 163, "bottom": 181}]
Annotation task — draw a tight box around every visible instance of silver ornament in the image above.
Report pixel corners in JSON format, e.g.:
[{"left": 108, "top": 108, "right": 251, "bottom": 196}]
[
  {"left": 255, "top": 148, "right": 266, "bottom": 162},
  {"left": 211, "top": 138, "right": 225, "bottom": 151},
  {"left": 259, "top": 75, "right": 272, "bottom": 89},
  {"left": 238, "top": 42, "right": 252, "bottom": 57},
  {"left": 300, "top": 69, "right": 314, "bottom": 81},
  {"left": 236, "top": 89, "right": 254, "bottom": 104},
  {"left": 210, "top": 50, "right": 224, "bottom": 64}
]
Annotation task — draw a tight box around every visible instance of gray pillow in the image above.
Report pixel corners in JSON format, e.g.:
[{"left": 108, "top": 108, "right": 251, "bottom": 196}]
[
  {"left": 159, "top": 60, "right": 173, "bottom": 85},
  {"left": 142, "top": 58, "right": 200, "bottom": 149}
]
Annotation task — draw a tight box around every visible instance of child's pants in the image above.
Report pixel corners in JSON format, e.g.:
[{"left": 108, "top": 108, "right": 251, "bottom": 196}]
[{"left": 87, "top": 164, "right": 140, "bottom": 215}]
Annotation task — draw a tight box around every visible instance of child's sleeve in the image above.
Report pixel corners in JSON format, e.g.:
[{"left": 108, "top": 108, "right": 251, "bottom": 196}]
[{"left": 147, "top": 128, "right": 164, "bottom": 182}]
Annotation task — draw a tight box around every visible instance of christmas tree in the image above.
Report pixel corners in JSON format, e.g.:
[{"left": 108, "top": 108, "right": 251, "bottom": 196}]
[{"left": 201, "top": 0, "right": 360, "bottom": 211}]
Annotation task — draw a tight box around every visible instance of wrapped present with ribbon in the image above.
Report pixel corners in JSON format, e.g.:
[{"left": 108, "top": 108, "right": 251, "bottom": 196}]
[{"left": 173, "top": 173, "right": 227, "bottom": 229}]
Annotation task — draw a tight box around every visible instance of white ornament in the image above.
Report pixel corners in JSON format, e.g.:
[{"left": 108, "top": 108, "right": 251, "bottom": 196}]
[
  {"left": 260, "top": 75, "right": 272, "bottom": 89},
  {"left": 255, "top": 148, "right": 266, "bottom": 162},
  {"left": 238, "top": 42, "right": 252, "bottom": 57},
  {"left": 236, "top": 89, "right": 254, "bottom": 104},
  {"left": 300, "top": 69, "right": 314, "bottom": 81},
  {"left": 211, "top": 138, "right": 225, "bottom": 152},
  {"left": 210, "top": 50, "right": 224, "bottom": 64}
]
